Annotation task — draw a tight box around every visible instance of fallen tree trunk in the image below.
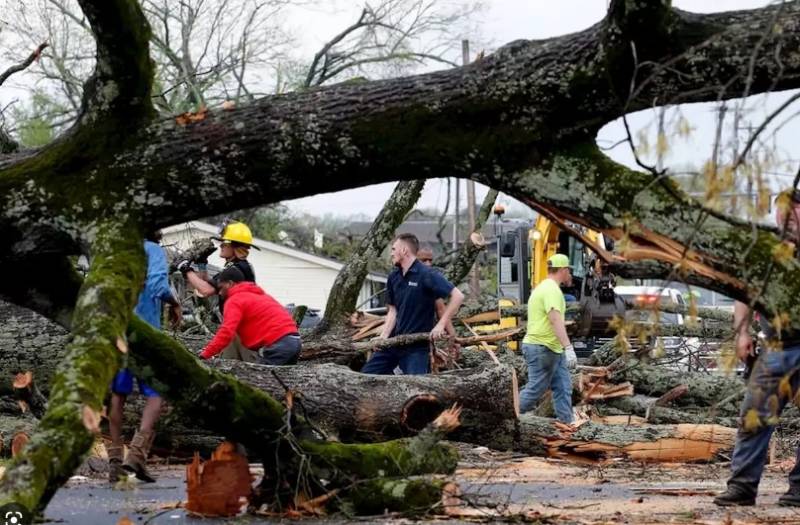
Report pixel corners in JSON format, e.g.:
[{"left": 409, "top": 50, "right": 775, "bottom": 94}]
[
  {"left": 587, "top": 346, "right": 744, "bottom": 414},
  {"left": 208, "top": 361, "right": 518, "bottom": 442},
  {"left": 600, "top": 395, "right": 737, "bottom": 427},
  {"left": 479, "top": 415, "right": 736, "bottom": 463}
]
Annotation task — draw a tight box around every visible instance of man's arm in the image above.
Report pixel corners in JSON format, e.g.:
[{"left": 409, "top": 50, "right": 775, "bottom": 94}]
[
  {"left": 379, "top": 305, "right": 398, "bottom": 340},
  {"left": 185, "top": 269, "right": 218, "bottom": 297},
  {"left": 431, "top": 287, "right": 464, "bottom": 339},
  {"left": 734, "top": 300, "right": 754, "bottom": 362},
  {"left": 435, "top": 299, "right": 457, "bottom": 337},
  {"left": 547, "top": 309, "right": 571, "bottom": 349},
  {"left": 199, "top": 300, "right": 243, "bottom": 359}
]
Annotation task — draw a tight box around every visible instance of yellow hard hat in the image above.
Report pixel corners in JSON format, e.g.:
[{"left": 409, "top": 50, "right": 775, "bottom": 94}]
[{"left": 214, "top": 222, "right": 259, "bottom": 249}]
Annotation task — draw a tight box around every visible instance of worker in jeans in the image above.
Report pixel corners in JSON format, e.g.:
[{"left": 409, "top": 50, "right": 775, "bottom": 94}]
[
  {"left": 715, "top": 189, "right": 800, "bottom": 507},
  {"left": 518, "top": 253, "right": 577, "bottom": 423}
]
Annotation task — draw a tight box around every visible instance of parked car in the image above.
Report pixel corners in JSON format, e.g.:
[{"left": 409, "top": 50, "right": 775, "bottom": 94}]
[
  {"left": 612, "top": 285, "right": 703, "bottom": 369},
  {"left": 284, "top": 304, "right": 322, "bottom": 330}
]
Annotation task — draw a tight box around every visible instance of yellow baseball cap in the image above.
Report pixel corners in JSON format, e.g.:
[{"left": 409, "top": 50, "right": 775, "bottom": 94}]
[{"left": 547, "top": 253, "right": 570, "bottom": 268}]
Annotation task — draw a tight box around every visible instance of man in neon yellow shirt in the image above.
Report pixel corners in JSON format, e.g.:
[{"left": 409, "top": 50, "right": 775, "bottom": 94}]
[{"left": 518, "top": 253, "right": 577, "bottom": 423}]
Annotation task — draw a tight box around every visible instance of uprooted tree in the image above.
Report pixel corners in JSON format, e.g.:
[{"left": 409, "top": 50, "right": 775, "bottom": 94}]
[{"left": 2, "top": 0, "right": 800, "bottom": 515}]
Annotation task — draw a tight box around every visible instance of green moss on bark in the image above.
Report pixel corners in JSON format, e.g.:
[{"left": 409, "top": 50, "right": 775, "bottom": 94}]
[{"left": 0, "top": 222, "right": 145, "bottom": 512}]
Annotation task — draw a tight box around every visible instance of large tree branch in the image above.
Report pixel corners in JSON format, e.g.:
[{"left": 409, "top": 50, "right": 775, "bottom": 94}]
[
  {"left": 503, "top": 144, "right": 800, "bottom": 323},
  {"left": 0, "top": 222, "right": 145, "bottom": 512},
  {"left": 75, "top": 0, "right": 155, "bottom": 124},
  {"left": 3, "top": 2, "right": 798, "bottom": 258}
]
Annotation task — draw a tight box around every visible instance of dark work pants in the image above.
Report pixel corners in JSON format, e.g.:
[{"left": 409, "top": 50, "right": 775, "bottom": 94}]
[
  {"left": 361, "top": 346, "right": 430, "bottom": 375},
  {"left": 258, "top": 334, "right": 301, "bottom": 365}
]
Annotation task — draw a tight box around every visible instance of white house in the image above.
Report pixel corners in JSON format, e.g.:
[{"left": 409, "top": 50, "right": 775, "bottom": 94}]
[{"left": 161, "top": 222, "right": 387, "bottom": 314}]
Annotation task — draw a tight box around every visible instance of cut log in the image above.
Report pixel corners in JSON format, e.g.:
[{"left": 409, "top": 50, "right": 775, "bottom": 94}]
[
  {"left": 0, "top": 415, "right": 35, "bottom": 457},
  {"left": 600, "top": 395, "right": 737, "bottom": 427},
  {"left": 208, "top": 361, "right": 518, "bottom": 442},
  {"left": 11, "top": 432, "right": 29, "bottom": 458},
  {"left": 13, "top": 372, "right": 47, "bottom": 419},
  {"left": 480, "top": 415, "right": 736, "bottom": 463}
]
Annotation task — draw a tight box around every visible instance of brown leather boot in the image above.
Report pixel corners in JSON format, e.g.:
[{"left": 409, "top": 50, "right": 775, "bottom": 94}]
[
  {"left": 108, "top": 444, "right": 125, "bottom": 483},
  {"left": 122, "top": 430, "right": 156, "bottom": 483}
]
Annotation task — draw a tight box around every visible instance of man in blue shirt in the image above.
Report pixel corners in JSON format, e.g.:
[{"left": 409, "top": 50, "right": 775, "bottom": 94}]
[
  {"left": 362, "top": 233, "right": 464, "bottom": 375},
  {"left": 108, "top": 231, "right": 181, "bottom": 484}
]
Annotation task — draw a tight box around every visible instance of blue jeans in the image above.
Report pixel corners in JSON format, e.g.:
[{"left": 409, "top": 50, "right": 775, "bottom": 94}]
[
  {"left": 361, "top": 346, "right": 430, "bottom": 375},
  {"left": 519, "top": 343, "right": 573, "bottom": 423},
  {"left": 728, "top": 345, "right": 800, "bottom": 495}
]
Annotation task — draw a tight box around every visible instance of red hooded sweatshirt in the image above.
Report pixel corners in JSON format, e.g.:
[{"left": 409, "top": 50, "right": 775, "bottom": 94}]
[{"left": 200, "top": 282, "right": 298, "bottom": 359}]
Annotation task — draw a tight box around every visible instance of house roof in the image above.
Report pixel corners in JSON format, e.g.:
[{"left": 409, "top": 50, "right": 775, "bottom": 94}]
[{"left": 162, "top": 221, "right": 387, "bottom": 283}]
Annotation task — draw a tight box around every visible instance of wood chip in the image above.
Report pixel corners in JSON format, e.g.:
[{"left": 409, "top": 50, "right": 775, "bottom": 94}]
[
  {"left": 11, "top": 432, "right": 29, "bottom": 457},
  {"left": 116, "top": 336, "right": 128, "bottom": 354}
]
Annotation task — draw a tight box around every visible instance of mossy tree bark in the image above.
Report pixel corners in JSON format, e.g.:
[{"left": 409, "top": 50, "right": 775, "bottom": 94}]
[
  {"left": 2, "top": 0, "right": 800, "bottom": 514},
  {"left": 0, "top": 222, "right": 145, "bottom": 512},
  {"left": 316, "top": 180, "right": 425, "bottom": 332},
  {"left": 2, "top": 2, "right": 799, "bottom": 324}
]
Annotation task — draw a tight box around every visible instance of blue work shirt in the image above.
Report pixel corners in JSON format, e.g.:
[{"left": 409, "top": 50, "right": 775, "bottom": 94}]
[
  {"left": 134, "top": 241, "right": 174, "bottom": 329},
  {"left": 386, "top": 259, "right": 455, "bottom": 350}
]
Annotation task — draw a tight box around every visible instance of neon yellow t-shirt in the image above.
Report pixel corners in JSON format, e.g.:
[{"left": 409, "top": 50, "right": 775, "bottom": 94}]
[{"left": 522, "top": 278, "right": 565, "bottom": 353}]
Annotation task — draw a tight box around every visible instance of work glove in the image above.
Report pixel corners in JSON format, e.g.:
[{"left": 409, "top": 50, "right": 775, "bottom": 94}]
[
  {"left": 564, "top": 344, "right": 577, "bottom": 370},
  {"left": 176, "top": 259, "right": 193, "bottom": 275}
]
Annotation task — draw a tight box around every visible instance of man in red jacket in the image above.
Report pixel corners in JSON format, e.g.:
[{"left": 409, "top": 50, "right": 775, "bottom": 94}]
[{"left": 199, "top": 266, "right": 301, "bottom": 365}]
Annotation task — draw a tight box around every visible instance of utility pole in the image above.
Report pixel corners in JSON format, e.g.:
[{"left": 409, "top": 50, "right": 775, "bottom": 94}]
[
  {"left": 452, "top": 182, "right": 459, "bottom": 250},
  {"left": 463, "top": 39, "right": 480, "bottom": 296}
]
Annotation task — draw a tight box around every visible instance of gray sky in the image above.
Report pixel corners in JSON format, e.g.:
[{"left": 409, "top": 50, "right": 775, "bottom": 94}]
[{"left": 282, "top": 0, "right": 799, "bottom": 219}]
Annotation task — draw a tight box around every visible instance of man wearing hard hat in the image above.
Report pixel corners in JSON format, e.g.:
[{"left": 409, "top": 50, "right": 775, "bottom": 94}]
[
  {"left": 178, "top": 221, "right": 259, "bottom": 361},
  {"left": 518, "top": 253, "right": 577, "bottom": 423}
]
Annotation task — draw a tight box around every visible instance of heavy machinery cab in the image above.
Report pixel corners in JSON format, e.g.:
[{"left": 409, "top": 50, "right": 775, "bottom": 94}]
[{"left": 497, "top": 216, "right": 625, "bottom": 356}]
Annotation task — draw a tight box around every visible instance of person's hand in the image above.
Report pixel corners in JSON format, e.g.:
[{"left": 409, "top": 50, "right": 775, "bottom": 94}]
[
  {"left": 564, "top": 344, "right": 578, "bottom": 369},
  {"left": 169, "top": 303, "right": 182, "bottom": 329},
  {"left": 430, "top": 322, "right": 448, "bottom": 340},
  {"left": 736, "top": 333, "right": 755, "bottom": 363},
  {"left": 177, "top": 259, "right": 193, "bottom": 275}
]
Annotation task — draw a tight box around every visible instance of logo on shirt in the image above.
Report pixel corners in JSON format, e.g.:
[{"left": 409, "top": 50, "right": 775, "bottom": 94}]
[{"left": 408, "top": 281, "right": 418, "bottom": 287}]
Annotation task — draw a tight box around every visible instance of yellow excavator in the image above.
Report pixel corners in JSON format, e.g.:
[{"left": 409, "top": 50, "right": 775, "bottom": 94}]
[{"left": 494, "top": 213, "right": 625, "bottom": 355}]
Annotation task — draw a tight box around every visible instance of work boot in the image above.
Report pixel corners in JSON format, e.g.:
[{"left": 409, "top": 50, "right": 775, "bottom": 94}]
[
  {"left": 779, "top": 485, "right": 800, "bottom": 507},
  {"left": 122, "top": 430, "right": 156, "bottom": 483},
  {"left": 713, "top": 483, "right": 756, "bottom": 506},
  {"left": 108, "top": 444, "right": 125, "bottom": 484}
]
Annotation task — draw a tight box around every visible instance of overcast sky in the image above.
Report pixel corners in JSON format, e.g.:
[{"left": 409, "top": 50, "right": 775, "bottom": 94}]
[{"left": 281, "top": 0, "right": 799, "bottom": 219}]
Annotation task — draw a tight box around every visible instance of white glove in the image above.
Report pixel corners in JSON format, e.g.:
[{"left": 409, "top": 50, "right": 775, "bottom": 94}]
[{"left": 564, "top": 344, "right": 577, "bottom": 369}]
